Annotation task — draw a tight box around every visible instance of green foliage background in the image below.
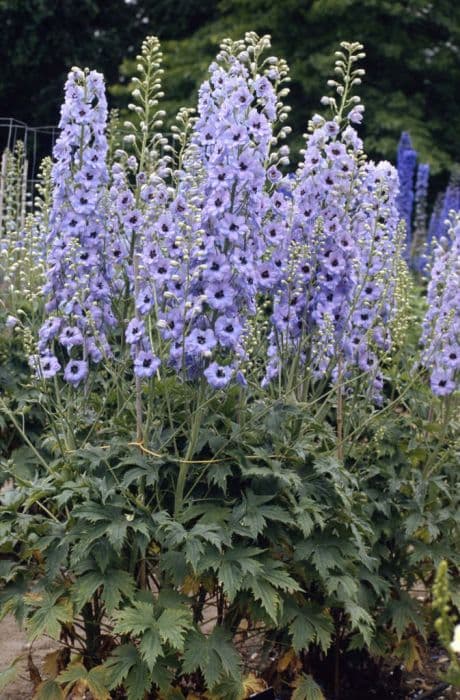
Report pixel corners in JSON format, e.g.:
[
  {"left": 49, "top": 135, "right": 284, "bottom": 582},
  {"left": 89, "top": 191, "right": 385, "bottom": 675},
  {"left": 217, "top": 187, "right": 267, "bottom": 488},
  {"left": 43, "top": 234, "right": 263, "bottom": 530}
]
[{"left": 1, "top": 0, "right": 459, "bottom": 177}]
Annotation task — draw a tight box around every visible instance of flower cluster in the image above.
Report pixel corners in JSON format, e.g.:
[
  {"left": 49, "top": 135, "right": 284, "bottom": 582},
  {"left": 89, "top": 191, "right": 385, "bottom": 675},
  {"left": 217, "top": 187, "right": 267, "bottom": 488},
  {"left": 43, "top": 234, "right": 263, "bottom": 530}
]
[
  {"left": 127, "top": 34, "right": 291, "bottom": 388},
  {"left": 410, "top": 162, "right": 430, "bottom": 269},
  {"left": 421, "top": 212, "right": 460, "bottom": 396},
  {"left": 263, "top": 45, "right": 403, "bottom": 398},
  {"left": 427, "top": 168, "right": 460, "bottom": 250},
  {"left": 36, "top": 67, "right": 112, "bottom": 384},
  {"left": 396, "top": 132, "right": 417, "bottom": 250},
  {"left": 32, "top": 35, "right": 456, "bottom": 403}
]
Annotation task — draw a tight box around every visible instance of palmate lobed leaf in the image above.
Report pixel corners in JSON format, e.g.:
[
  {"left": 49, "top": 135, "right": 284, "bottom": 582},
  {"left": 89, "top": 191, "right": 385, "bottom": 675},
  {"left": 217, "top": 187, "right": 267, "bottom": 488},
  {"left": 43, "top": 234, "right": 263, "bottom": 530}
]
[
  {"left": 384, "top": 594, "right": 426, "bottom": 640},
  {"left": 157, "top": 607, "right": 192, "bottom": 649},
  {"left": 183, "top": 626, "right": 241, "bottom": 689},
  {"left": 71, "top": 564, "right": 135, "bottom": 615},
  {"left": 291, "top": 673, "right": 325, "bottom": 700},
  {"left": 114, "top": 601, "right": 155, "bottom": 635},
  {"left": 139, "top": 628, "right": 163, "bottom": 671},
  {"left": 33, "top": 679, "right": 65, "bottom": 700},
  {"left": 125, "top": 660, "right": 152, "bottom": 700},
  {"left": 289, "top": 615, "right": 316, "bottom": 652},
  {"left": 112, "top": 600, "right": 192, "bottom": 681},
  {"left": 243, "top": 575, "right": 280, "bottom": 622},
  {"left": 286, "top": 602, "right": 335, "bottom": 654},
  {"left": 58, "top": 662, "right": 110, "bottom": 699},
  {"left": 26, "top": 593, "right": 73, "bottom": 641},
  {"left": 104, "top": 643, "right": 140, "bottom": 689}
]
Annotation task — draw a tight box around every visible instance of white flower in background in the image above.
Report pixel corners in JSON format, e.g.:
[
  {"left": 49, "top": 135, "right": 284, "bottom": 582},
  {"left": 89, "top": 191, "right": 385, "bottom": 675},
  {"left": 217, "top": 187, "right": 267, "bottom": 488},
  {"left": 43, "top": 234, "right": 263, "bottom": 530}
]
[{"left": 450, "top": 625, "right": 460, "bottom": 654}]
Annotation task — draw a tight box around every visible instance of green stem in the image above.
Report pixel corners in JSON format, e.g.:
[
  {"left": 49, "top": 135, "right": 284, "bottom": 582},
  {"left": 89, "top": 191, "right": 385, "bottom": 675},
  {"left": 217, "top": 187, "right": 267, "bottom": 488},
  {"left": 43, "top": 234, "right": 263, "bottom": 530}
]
[{"left": 174, "top": 383, "right": 205, "bottom": 517}]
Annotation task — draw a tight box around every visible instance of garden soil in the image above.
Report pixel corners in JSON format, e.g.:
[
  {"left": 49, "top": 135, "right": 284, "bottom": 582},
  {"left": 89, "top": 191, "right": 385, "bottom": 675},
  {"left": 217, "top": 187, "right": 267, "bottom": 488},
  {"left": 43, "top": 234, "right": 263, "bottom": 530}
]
[{"left": 0, "top": 614, "right": 58, "bottom": 699}]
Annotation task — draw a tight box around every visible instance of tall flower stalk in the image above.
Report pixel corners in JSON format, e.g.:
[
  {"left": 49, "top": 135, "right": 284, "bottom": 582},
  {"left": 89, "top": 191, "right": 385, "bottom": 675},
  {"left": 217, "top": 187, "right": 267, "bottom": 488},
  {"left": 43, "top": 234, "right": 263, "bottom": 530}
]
[{"left": 421, "top": 212, "right": 460, "bottom": 397}]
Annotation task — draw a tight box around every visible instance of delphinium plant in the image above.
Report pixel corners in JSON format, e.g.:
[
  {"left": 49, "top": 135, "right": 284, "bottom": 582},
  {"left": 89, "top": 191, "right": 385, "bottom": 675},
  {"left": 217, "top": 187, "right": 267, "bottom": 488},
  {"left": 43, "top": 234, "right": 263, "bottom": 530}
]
[
  {"left": 0, "top": 148, "right": 50, "bottom": 477},
  {"left": 411, "top": 162, "right": 430, "bottom": 269},
  {"left": 426, "top": 167, "right": 460, "bottom": 257},
  {"left": 0, "top": 34, "right": 459, "bottom": 700},
  {"left": 420, "top": 212, "right": 460, "bottom": 398},
  {"left": 396, "top": 131, "right": 417, "bottom": 254}
]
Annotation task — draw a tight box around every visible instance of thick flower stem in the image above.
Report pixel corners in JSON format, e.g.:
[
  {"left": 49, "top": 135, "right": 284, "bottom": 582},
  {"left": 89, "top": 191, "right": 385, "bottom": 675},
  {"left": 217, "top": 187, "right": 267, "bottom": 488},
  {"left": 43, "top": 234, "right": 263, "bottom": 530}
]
[
  {"left": 336, "top": 356, "right": 344, "bottom": 463},
  {"left": 174, "top": 385, "right": 204, "bottom": 517}
]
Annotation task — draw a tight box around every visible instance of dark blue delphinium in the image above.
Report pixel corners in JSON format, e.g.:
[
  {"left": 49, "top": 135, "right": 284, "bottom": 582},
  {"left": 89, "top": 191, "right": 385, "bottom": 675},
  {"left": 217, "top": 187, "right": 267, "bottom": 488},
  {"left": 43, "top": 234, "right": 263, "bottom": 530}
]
[{"left": 396, "top": 131, "right": 417, "bottom": 253}]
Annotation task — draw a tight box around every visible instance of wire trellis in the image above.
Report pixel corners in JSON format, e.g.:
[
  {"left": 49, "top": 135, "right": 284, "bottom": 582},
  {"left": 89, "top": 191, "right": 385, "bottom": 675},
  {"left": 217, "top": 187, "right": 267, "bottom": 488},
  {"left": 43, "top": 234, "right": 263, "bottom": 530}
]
[{"left": 0, "top": 117, "right": 58, "bottom": 189}]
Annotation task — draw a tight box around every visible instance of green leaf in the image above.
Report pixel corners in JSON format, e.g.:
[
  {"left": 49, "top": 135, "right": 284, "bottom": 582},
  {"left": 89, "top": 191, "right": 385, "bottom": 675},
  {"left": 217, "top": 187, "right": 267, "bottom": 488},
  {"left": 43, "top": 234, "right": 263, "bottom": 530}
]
[
  {"left": 125, "top": 659, "right": 151, "bottom": 700},
  {"left": 104, "top": 644, "right": 139, "bottom": 689},
  {"left": 71, "top": 571, "right": 101, "bottom": 612},
  {"left": 71, "top": 568, "right": 135, "bottom": 615},
  {"left": 27, "top": 593, "right": 73, "bottom": 641},
  {"left": 311, "top": 609, "right": 334, "bottom": 653},
  {"left": 289, "top": 615, "right": 316, "bottom": 653},
  {"left": 244, "top": 575, "right": 280, "bottom": 622},
  {"left": 101, "top": 569, "right": 136, "bottom": 614},
  {"left": 183, "top": 627, "right": 241, "bottom": 689},
  {"left": 344, "top": 602, "right": 374, "bottom": 645},
  {"left": 324, "top": 575, "right": 358, "bottom": 600},
  {"left": 311, "top": 547, "right": 340, "bottom": 579},
  {"left": 261, "top": 560, "right": 300, "bottom": 593},
  {"left": 232, "top": 491, "right": 293, "bottom": 537},
  {"left": 218, "top": 560, "right": 243, "bottom": 601},
  {"left": 58, "top": 663, "right": 110, "bottom": 699},
  {"left": 207, "top": 462, "right": 233, "bottom": 490},
  {"left": 113, "top": 601, "right": 154, "bottom": 636},
  {"left": 292, "top": 673, "right": 325, "bottom": 700},
  {"left": 33, "top": 679, "right": 65, "bottom": 700},
  {"left": 184, "top": 537, "right": 205, "bottom": 571},
  {"left": 106, "top": 520, "right": 129, "bottom": 553},
  {"left": 385, "top": 595, "right": 426, "bottom": 640},
  {"left": 157, "top": 607, "right": 192, "bottom": 650},
  {"left": 139, "top": 629, "right": 163, "bottom": 671}
]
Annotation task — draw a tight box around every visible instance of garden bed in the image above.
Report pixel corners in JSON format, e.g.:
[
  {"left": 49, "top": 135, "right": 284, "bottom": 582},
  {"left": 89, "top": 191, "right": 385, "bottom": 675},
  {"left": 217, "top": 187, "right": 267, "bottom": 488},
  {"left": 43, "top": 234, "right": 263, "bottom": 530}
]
[{"left": 2, "top": 613, "right": 460, "bottom": 699}]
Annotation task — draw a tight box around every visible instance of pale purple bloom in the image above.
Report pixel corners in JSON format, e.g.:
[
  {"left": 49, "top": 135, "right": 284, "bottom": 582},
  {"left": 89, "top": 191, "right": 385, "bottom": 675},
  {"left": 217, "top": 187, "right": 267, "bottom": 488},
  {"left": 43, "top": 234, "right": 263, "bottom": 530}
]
[
  {"left": 204, "top": 362, "right": 233, "bottom": 388},
  {"left": 134, "top": 351, "right": 161, "bottom": 378},
  {"left": 64, "top": 359, "right": 88, "bottom": 385},
  {"left": 126, "top": 319, "right": 145, "bottom": 345}
]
